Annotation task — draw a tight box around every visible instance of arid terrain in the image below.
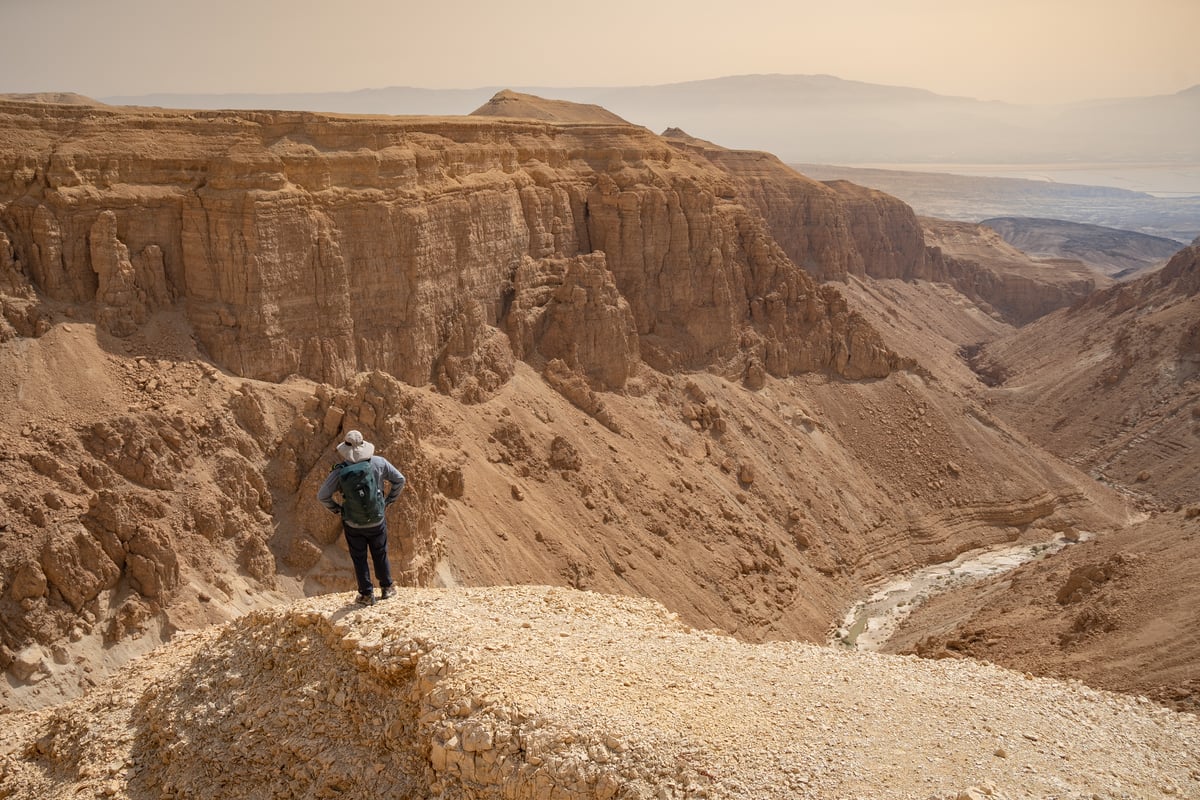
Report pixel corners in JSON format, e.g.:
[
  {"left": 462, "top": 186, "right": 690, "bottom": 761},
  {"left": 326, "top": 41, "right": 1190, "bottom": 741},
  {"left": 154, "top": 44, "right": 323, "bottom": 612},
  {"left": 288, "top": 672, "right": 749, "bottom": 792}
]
[
  {"left": 4, "top": 587, "right": 1198, "bottom": 800},
  {"left": 0, "top": 92, "right": 1196, "bottom": 798}
]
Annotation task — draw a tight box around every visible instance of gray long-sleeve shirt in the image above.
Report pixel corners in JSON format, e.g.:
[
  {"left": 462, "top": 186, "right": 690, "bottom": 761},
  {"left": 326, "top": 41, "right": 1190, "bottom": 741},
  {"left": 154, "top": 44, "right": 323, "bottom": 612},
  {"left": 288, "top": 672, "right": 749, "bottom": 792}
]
[{"left": 317, "top": 455, "right": 406, "bottom": 527}]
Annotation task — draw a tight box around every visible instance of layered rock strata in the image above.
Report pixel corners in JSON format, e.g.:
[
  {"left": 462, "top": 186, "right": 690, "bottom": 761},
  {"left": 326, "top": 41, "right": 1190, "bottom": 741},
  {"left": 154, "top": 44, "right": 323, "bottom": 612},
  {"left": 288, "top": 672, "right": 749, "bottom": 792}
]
[
  {"left": 921, "top": 218, "right": 1105, "bottom": 325},
  {"left": 0, "top": 100, "right": 900, "bottom": 390},
  {"left": 973, "top": 239, "right": 1200, "bottom": 505},
  {"left": 663, "top": 130, "right": 1102, "bottom": 324}
]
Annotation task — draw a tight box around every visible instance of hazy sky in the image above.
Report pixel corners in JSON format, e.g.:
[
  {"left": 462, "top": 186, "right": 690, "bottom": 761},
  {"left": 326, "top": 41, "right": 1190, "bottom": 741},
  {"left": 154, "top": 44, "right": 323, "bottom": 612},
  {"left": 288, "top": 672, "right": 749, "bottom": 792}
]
[{"left": 2, "top": 0, "right": 1198, "bottom": 104}]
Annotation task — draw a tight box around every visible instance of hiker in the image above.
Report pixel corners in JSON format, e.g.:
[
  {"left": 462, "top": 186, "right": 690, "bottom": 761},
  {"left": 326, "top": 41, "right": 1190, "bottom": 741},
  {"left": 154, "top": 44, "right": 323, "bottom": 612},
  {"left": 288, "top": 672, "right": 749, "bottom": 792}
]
[{"left": 317, "top": 430, "right": 406, "bottom": 605}]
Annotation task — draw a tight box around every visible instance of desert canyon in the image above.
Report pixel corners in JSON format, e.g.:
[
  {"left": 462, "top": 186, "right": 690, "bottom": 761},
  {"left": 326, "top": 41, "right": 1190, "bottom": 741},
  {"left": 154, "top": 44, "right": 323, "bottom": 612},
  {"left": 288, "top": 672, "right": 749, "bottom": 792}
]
[{"left": 0, "top": 92, "right": 1197, "bottom": 799}]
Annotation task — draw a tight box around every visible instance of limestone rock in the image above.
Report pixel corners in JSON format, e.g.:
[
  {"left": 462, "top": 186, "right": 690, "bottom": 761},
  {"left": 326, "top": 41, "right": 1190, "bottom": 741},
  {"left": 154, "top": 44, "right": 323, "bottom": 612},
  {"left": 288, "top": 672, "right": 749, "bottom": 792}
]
[
  {"left": 506, "top": 253, "right": 639, "bottom": 390},
  {"left": 437, "top": 465, "right": 466, "bottom": 498},
  {"left": 125, "top": 526, "right": 180, "bottom": 599},
  {"left": 9, "top": 645, "right": 48, "bottom": 682},
  {"left": 90, "top": 210, "right": 171, "bottom": 336},
  {"left": 921, "top": 219, "right": 1101, "bottom": 325},
  {"left": 433, "top": 298, "right": 515, "bottom": 404},
  {"left": 8, "top": 561, "right": 47, "bottom": 601},
  {"left": 0, "top": 102, "right": 901, "bottom": 386},
  {"left": 0, "top": 228, "right": 48, "bottom": 339},
  {"left": 285, "top": 537, "right": 324, "bottom": 571},
  {"left": 1057, "top": 563, "right": 1112, "bottom": 605},
  {"left": 548, "top": 435, "right": 582, "bottom": 472},
  {"left": 2, "top": 588, "right": 1197, "bottom": 800},
  {"left": 40, "top": 526, "right": 121, "bottom": 611},
  {"left": 0, "top": 229, "right": 31, "bottom": 296},
  {"left": 542, "top": 359, "right": 620, "bottom": 432}
]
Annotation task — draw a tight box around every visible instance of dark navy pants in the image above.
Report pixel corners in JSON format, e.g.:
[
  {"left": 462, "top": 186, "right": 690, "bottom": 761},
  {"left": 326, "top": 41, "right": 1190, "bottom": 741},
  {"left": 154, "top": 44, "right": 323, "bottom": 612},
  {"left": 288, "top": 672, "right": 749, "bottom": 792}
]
[{"left": 343, "top": 518, "right": 393, "bottom": 595}]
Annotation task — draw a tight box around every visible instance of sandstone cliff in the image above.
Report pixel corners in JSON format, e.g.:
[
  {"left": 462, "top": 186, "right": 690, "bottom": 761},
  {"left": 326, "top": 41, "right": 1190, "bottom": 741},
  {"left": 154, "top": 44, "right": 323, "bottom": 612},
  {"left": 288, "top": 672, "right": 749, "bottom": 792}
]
[
  {"left": 662, "top": 129, "right": 910, "bottom": 282},
  {"left": 0, "top": 99, "right": 900, "bottom": 390},
  {"left": 661, "top": 130, "right": 1102, "bottom": 324},
  {"left": 920, "top": 218, "right": 1107, "bottom": 325}
]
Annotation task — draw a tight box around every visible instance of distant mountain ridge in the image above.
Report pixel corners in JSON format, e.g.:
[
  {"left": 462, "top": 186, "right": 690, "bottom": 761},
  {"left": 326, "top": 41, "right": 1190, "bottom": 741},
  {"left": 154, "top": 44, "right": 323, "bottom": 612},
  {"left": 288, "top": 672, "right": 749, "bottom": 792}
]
[{"left": 101, "top": 74, "right": 1200, "bottom": 165}]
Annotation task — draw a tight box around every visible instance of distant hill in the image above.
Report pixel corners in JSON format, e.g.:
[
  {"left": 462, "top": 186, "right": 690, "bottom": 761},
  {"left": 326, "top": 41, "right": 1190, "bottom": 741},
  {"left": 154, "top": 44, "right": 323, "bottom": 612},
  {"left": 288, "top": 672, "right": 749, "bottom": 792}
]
[
  {"left": 0, "top": 92, "right": 100, "bottom": 105},
  {"left": 794, "top": 163, "right": 1200, "bottom": 243},
  {"left": 469, "top": 90, "right": 630, "bottom": 124},
  {"left": 102, "top": 74, "right": 1200, "bottom": 166},
  {"left": 981, "top": 217, "right": 1184, "bottom": 278}
]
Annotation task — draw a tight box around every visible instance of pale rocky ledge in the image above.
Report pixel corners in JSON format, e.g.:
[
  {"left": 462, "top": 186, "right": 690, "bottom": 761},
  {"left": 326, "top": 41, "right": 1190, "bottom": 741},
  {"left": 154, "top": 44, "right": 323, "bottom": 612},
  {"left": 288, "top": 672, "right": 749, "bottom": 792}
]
[{"left": 3, "top": 586, "right": 1197, "bottom": 800}]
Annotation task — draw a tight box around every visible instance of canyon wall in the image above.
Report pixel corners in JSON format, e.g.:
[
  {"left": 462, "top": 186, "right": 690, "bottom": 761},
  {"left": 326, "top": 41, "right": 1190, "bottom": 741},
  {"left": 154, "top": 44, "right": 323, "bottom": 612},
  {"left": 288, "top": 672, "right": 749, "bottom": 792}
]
[
  {"left": 0, "top": 101, "right": 900, "bottom": 390},
  {"left": 921, "top": 219, "right": 1105, "bottom": 325},
  {"left": 974, "top": 240, "right": 1200, "bottom": 506},
  {"left": 663, "top": 130, "right": 1100, "bottom": 324}
]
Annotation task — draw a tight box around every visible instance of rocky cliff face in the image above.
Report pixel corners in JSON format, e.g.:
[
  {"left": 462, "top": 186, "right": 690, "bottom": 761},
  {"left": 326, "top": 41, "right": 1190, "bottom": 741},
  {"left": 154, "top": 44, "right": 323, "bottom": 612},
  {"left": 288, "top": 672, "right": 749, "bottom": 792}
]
[
  {"left": 921, "top": 219, "right": 1105, "bottom": 325},
  {"left": 661, "top": 131, "right": 1100, "bottom": 325},
  {"left": 0, "top": 101, "right": 900, "bottom": 391},
  {"left": 662, "top": 130, "right": 904, "bottom": 282}
]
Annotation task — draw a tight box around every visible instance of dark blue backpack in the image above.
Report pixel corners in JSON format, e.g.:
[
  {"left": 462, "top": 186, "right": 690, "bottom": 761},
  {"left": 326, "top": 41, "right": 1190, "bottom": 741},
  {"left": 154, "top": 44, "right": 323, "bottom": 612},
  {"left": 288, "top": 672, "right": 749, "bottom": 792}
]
[{"left": 336, "top": 460, "right": 385, "bottom": 526}]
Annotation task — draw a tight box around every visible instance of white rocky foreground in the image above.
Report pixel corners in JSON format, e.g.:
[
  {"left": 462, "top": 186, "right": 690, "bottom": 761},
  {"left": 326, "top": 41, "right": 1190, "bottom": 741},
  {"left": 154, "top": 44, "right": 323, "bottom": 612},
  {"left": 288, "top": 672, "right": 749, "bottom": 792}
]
[{"left": 1, "top": 586, "right": 1197, "bottom": 799}]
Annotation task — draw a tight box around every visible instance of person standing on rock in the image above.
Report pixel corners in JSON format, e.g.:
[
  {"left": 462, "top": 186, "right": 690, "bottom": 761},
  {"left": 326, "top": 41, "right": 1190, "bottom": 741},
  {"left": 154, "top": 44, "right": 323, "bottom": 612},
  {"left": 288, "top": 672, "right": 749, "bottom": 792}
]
[{"left": 317, "top": 430, "right": 406, "bottom": 606}]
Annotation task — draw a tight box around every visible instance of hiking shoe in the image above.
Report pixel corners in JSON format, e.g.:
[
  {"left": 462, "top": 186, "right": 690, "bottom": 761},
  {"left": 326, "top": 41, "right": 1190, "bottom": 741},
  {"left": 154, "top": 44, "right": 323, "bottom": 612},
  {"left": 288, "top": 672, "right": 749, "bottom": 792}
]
[
  {"left": 381, "top": 585, "right": 397, "bottom": 600},
  {"left": 355, "top": 591, "right": 375, "bottom": 606}
]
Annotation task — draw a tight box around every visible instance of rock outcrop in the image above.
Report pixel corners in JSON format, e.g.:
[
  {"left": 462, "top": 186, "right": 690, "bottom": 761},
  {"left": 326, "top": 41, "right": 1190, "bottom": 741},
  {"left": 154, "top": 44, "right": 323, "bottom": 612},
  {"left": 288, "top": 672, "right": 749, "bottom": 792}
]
[
  {"left": 505, "top": 253, "right": 639, "bottom": 390},
  {"left": 89, "top": 210, "right": 173, "bottom": 336},
  {"left": 0, "top": 227, "right": 48, "bottom": 339},
  {"left": 921, "top": 218, "right": 1106, "bottom": 325}
]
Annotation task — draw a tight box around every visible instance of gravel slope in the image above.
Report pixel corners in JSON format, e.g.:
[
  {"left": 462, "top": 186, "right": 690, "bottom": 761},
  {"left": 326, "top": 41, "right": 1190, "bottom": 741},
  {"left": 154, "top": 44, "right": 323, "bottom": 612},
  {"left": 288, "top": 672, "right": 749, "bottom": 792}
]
[{"left": 2, "top": 586, "right": 1197, "bottom": 800}]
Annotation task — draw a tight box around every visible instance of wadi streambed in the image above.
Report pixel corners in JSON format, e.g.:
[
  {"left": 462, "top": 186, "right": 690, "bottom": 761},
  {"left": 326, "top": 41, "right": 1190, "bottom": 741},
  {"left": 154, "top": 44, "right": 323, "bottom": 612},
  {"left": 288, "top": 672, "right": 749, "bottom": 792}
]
[{"left": 832, "top": 531, "right": 1090, "bottom": 652}]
